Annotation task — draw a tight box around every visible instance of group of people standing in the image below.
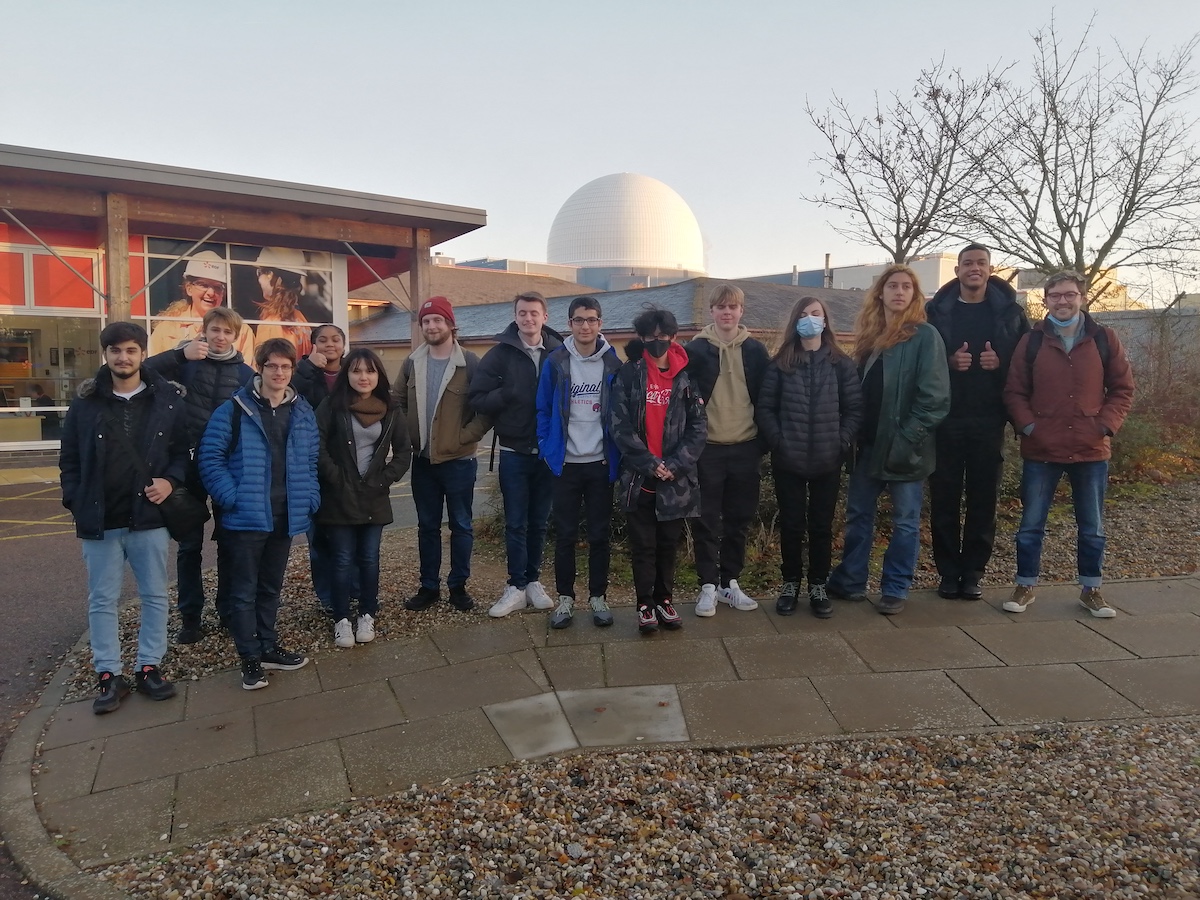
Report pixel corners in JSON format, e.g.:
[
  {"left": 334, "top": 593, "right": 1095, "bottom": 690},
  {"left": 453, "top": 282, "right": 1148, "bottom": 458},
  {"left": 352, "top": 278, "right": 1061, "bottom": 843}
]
[{"left": 59, "top": 241, "right": 1135, "bottom": 714}]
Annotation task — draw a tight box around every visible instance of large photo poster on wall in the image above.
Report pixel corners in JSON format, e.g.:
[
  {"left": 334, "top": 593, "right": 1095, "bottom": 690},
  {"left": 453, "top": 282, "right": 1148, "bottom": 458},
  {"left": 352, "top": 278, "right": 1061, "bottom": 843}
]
[{"left": 144, "top": 238, "right": 339, "bottom": 363}]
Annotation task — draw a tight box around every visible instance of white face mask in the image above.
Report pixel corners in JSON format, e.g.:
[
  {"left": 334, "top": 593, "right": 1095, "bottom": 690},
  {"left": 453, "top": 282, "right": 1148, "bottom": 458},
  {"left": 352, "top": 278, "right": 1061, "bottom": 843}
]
[{"left": 795, "top": 314, "right": 824, "bottom": 339}]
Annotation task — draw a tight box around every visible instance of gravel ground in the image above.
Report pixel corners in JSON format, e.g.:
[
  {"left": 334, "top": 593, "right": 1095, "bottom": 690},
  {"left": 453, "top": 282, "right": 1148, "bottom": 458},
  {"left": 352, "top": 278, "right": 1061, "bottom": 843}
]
[{"left": 95, "top": 722, "right": 1200, "bottom": 899}]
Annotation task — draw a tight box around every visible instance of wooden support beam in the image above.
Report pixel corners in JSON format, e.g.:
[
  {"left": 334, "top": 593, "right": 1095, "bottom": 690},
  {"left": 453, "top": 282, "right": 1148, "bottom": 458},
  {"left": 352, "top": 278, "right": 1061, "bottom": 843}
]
[
  {"left": 101, "top": 193, "right": 130, "bottom": 321},
  {"left": 409, "top": 229, "right": 431, "bottom": 348},
  {"left": 0, "top": 181, "right": 105, "bottom": 217}
]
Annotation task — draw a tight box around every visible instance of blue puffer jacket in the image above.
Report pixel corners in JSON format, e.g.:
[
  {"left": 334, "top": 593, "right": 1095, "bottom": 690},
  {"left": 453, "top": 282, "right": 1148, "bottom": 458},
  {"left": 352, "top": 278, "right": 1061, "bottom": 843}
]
[
  {"left": 536, "top": 338, "right": 623, "bottom": 481},
  {"left": 197, "top": 383, "right": 320, "bottom": 536}
]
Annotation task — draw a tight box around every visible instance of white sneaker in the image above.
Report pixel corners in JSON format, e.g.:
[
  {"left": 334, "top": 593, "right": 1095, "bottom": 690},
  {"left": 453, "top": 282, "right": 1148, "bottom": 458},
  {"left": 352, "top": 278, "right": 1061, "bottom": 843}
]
[
  {"left": 720, "top": 579, "right": 759, "bottom": 611},
  {"left": 695, "top": 583, "right": 718, "bottom": 617},
  {"left": 488, "top": 584, "right": 528, "bottom": 618},
  {"left": 333, "top": 618, "right": 355, "bottom": 649},
  {"left": 525, "top": 581, "right": 554, "bottom": 610},
  {"left": 355, "top": 613, "right": 375, "bottom": 643}
]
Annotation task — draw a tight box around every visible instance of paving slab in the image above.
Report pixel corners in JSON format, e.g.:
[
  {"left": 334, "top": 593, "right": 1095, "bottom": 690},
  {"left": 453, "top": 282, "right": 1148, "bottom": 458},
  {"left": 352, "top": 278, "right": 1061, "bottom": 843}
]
[
  {"left": 31, "top": 741, "right": 104, "bottom": 805},
  {"left": 315, "top": 636, "right": 446, "bottom": 691},
  {"left": 543, "top": 607, "right": 646, "bottom": 646},
  {"left": 812, "top": 671, "right": 994, "bottom": 733},
  {"left": 340, "top": 708, "right": 513, "bottom": 796},
  {"left": 175, "top": 741, "right": 349, "bottom": 837},
  {"left": 603, "top": 638, "right": 737, "bottom": 686},
  {"left": 537, "top": 644, "right": 606, "bottom": 691},
  {"left": 948, "top": 664, "right": 1144, "bottom": 724},
  {"left": 484, "top": 693, "right": 579, "bottom": 759},
  {"left": 964, "top": 620, "right": 1135, "bottom": 666},
  {"left": 677, "top": 678, "right": 842, "bottom": 744},
  {"left": 558, "top": 685, "right": 689, "bottom": 746},
  {"left": 770, "top": 598, "right": 897, "bottom": 632},
  {"left": 41, "top": 693, "right": 187, "bottom": 751},
  {"left": 184, "top": 665, "right": 321, "bottom": 719},
  {"left": 888, "top": 594, "right": 1011, "bottom": 628},
  {"left": 254, "top": 681, "right": 404, "bottom": 754},
  {"left": 390, "top": 655, "right": 543, "bottom": 720},
  {"left": 431, "top": 618, "right": 532, "bottom": 663},
  {"left": 509, "top": 648, "right": 552, "bottom": 691},
  {"left": 1079, "top": 612, "right": 1200, "bottom": 658},
  {"left": 1083, "top": 657, "right": 1200, "bottom": 716},
  {"left": 1100, "top": 579, "right": 1200, "bottom": 616},
  {"left": 842, "top": 626, "right": 1003, "bottom": 672},
  {"left": 723, "top": 633, "right": 868, "bottom": 680},
  {"left": 40, "top": 775, "right": 175, "bottom": 867},
  {"left": 94, "top": 708, "right": 255, "bottom": 791},
  {"left": 674, "top": 604, "right": 778, "bottom": 637}
]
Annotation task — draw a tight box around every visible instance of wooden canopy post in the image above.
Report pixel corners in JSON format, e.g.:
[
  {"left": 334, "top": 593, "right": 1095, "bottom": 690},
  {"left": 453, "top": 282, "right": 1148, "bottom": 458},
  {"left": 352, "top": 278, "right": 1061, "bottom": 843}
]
[
  {"left": 102, "top": 192, "right": 131, "bottom": 322},
  {"left": 408, "top": 227, "right": 431, "bottom": 349}
]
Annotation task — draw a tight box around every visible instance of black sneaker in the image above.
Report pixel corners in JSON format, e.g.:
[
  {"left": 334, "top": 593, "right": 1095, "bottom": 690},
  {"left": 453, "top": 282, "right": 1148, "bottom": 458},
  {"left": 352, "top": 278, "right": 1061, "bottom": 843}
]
[
  {"left": 776, "top": 581, "right": 799, "bottom": 616},
  {"left": 960, "top": 577, "right": 983, "bottom": 601},
  {"left": 176, "top": 617, "right": 204, "bottom": 645},
  {"left": 827, "top": 585, "right": 868, "bottom": 602},
  {"left": 92, "top": 672, "right": 130, "bottom": 715},
  {"left": 241, "top": 657, "right": 268, "bottom": 691},
  {"left": 637, "top": 603, "right": 658, "bottom": 634},
  {"left": 260, "top": 646, "right": 309, "bottom": 671},
  {"left": 448, "top": 585, "right": 475, "bottom": 612},
  {"left": 405, "top": 586, "right": 441, "bottom": 611},
  {"left": 655, "top": 598, "right": 682, "bottom": 631},
  {"left": 878, "top": 594, "right": 906, "bottom": 615},
  {"left": 937, "top": 577, "right": 962, "bottom": 599},
  {"left": 134, "top": 665, "right": 177, "bottom": 701},
  {"left": 809, "top": 583, "right": 833, "bottom": 619}
]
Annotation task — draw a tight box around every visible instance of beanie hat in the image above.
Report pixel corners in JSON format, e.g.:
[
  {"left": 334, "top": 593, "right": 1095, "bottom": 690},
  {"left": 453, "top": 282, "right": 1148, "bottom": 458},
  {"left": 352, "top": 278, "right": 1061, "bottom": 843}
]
[{"left": 418, "top": 296, "right": 455, "bottom": 325}]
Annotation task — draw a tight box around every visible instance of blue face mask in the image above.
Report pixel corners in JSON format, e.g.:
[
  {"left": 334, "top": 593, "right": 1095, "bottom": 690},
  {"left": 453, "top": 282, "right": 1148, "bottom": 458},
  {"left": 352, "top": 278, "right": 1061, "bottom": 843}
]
[
  {"left": 1049, "top": 312, "right": 1081, "bottom": 329},
  {"left": 795, "top": 315, "right": 825, "bottom": 339}
]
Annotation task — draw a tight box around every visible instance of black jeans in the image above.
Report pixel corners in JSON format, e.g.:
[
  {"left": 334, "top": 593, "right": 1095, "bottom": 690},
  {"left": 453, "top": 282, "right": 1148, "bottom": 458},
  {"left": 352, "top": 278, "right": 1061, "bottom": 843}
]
[
  {"left": 774, "top": 468, "right": 841, "bottom": 584},
  {"left": 625, "top": 489, "right": 685, "bottom": 605},
  {"left": 928, "top": 416, "right": 1006, "bottom": 581},
  {"left": 692, "top": 441, "right": 761, "bottom": 586},
  {"left": 552, "top": 461, "right": 613, "bottom": 599},
  {"left": 221, "top": 521, "right": 294, "bottom": 660}
]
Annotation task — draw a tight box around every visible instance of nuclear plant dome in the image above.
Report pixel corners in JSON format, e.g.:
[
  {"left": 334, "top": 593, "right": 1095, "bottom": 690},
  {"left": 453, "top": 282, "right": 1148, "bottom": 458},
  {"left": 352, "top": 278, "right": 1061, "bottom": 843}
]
[{"left": 547, "top": 173, "right": 706, "bottom": 273}]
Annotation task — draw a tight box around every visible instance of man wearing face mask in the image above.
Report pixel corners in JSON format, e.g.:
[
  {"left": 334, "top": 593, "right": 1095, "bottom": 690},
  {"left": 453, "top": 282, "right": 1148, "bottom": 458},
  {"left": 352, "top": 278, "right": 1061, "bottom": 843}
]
[
  {"left": 1002, "top": 271, "right": 1134, "bottom": 619},
  {"left": 926, "top": 243, "right": 1030, "bottom": 601}
]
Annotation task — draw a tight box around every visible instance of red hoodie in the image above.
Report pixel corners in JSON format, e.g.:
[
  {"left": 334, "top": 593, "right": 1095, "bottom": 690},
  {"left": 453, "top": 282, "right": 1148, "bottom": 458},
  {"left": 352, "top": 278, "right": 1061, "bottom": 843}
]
[{"left": 643, "top": 342, "right": 688, "bottom": 464}]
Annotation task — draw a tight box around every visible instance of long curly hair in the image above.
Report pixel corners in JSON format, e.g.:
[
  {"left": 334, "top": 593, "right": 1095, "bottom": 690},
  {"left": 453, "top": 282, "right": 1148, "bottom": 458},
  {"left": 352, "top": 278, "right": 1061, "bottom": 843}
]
[{"left": 853, "top": 264, "right": 926, "bottom": 365}]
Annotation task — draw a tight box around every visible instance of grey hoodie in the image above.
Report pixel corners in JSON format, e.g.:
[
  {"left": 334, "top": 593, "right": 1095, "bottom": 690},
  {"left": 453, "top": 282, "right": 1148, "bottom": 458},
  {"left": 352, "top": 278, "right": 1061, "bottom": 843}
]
[{"left": 565, "top": 335, "right": 610, "bottom": 464}]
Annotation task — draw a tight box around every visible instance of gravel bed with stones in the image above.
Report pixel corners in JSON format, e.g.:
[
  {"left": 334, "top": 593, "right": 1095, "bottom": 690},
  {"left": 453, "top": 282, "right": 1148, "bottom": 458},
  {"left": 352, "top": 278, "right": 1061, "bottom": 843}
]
[{"left": 95, "top": 722, "right": 1199, "bottom": 898}]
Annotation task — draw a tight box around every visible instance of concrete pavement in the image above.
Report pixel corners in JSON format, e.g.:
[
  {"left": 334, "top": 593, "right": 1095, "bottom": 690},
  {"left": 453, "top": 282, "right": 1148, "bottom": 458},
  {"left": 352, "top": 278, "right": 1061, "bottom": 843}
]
[{"left": 3, "top": 577, "right": 1199, "bottom": 899}]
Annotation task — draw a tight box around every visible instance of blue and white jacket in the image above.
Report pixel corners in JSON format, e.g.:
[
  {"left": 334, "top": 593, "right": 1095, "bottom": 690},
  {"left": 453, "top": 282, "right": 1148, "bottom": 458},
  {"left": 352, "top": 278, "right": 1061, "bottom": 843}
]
[{"left": 536, "top": 336, "right": 623, "bottom": 481}]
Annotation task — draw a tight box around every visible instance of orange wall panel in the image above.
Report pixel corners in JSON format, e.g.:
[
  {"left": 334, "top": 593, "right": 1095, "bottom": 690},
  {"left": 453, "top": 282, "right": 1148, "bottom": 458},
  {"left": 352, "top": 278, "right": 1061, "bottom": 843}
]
[
  {"left": 0, "top": 251, "right": 25, "bottom": 305},
  {"left": 32, "top": 255, "right": 99, "bottom": 310}
]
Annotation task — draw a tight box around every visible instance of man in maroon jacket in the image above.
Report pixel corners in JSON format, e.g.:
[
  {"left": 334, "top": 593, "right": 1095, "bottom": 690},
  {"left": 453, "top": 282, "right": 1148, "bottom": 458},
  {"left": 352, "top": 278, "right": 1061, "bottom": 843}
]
[{"left": 1002, "top": 271, "right": 1135, "bottom": 618}]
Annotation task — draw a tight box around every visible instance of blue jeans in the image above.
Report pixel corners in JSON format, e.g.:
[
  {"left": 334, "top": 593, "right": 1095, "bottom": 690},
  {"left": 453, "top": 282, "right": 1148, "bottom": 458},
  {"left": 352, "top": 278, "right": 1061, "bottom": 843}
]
[
  {"left": 1016, "top": 460, "right": 1107, "bottom": 588},
  {"left": 411, "top": 455, "right": 476, "bottom": 590},
  {"left": 499, "top": 450, "right": 555, "bottom": 587},
  {"left": 307, "top": 523, "right": 359, "bottom": 607},
  {"left": 221, "top": 525, "right": 294, "bottom": 659},
  {"left": 326, "top": 523, "right": 384, "bottom": 620},
  {"left": 829, "top": 467, "right": 925, "bottom": 599},
  {"left": 81, "top": 526, "right": 170, "bottom": 674}
]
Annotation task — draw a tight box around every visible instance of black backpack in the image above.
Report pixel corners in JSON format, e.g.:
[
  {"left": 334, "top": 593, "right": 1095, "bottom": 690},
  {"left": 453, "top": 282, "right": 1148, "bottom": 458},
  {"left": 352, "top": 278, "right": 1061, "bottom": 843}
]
[{"left": 1026, "top": 326, "right": 1110, "bottom": 374}]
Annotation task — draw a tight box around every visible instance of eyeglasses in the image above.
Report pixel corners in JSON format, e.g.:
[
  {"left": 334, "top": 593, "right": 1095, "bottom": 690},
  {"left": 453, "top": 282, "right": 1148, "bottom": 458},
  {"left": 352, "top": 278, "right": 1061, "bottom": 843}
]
[
  {"left": 262, "top": 363, "right": 294, "bottom": 373},
  {"left": 570, "top": 317, "right": 601, "bottom": 326},
  {"left": 189, "top": 281, "right": 226, "bottom": 294},
  {"left": 1046, "top": 291, "right": 1082, "bottom": 302}
]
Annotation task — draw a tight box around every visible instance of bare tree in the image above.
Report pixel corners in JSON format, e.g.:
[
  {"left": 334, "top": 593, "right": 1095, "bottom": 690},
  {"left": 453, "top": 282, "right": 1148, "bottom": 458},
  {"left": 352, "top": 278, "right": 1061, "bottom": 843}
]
[
  {"left": 803, "top": 61, "right": 1004, "bottom": 264},
  {"left": 959, "top": 19, "right": 1200, "bottom": 300}
]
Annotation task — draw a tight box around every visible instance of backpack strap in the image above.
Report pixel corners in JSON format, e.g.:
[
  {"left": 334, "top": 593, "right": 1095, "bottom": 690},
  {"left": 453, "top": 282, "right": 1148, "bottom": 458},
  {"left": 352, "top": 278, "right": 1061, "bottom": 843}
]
[{"left": 1026, "top": 325, "right": 1110, "bottom": 376}]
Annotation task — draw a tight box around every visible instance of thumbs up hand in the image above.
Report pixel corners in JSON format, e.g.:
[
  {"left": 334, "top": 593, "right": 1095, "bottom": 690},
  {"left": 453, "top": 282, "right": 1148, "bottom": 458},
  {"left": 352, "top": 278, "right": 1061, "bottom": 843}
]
[
  {"left": 950, "top": 341, "right": 973, "bottom": 371},
  {"left": 979, "top": 341, "right": 1000, "bottom": 371}
]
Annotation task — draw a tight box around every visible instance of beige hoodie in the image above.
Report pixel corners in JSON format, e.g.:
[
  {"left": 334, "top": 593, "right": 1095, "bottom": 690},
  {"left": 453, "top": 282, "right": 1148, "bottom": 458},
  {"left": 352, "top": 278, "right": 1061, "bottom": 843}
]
[{"left": 696, "top": 323, "right": 757, "bottom": 444}]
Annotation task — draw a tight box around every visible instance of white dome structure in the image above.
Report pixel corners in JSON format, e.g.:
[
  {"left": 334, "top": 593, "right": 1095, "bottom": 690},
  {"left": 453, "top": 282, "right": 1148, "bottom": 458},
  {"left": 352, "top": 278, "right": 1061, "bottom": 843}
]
[{"left": 547, "top": 173, "right": 706, "bottom": 273}]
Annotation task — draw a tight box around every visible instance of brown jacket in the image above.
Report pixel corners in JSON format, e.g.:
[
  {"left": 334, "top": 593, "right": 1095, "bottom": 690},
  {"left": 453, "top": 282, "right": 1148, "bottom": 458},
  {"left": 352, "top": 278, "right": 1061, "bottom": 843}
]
[
  {"left": 1003, "top": 315, "right": 1134, "bottom": 463},
  {"left": 398, "top": 343, "right": 491, "bottom": 464}
]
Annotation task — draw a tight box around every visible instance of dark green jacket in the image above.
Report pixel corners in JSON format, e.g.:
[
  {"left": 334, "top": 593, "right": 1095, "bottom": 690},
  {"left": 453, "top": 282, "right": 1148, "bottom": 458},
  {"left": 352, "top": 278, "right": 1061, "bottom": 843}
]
[{"left": 861, "top": 323, "right": 950, "bottom": 482}]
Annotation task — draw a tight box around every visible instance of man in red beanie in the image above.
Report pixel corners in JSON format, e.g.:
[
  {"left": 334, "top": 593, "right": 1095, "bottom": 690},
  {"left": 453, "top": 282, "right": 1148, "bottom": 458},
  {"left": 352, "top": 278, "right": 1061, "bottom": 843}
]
[{"left": 396, "top": 297, "right": 491, "bottom": 611}]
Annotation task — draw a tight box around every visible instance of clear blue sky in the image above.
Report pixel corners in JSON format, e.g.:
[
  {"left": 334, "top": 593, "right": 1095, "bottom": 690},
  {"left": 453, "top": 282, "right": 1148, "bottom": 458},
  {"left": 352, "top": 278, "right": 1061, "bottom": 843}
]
[{"left": 4, "top": 0, "right": 1199, "bottom": 285}]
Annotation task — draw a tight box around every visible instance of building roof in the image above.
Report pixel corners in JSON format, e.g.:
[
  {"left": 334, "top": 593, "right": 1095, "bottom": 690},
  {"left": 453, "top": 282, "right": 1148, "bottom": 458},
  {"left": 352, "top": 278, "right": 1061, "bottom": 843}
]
[
  {"left": 0, "top": 144, "right": 486, "bottom": 246},
  {"left": 352, "top": 277, "right": 867, "bottom": 344},
  {"left": 349, "top": 266, "right": 592, "bottom": 310}
]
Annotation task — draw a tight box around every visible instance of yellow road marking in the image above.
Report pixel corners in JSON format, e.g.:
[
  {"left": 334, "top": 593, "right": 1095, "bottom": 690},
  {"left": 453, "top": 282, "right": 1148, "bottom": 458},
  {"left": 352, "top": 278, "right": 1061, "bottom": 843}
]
[{"left": 0, "top": 529, "right": 74, "bottom": 541}]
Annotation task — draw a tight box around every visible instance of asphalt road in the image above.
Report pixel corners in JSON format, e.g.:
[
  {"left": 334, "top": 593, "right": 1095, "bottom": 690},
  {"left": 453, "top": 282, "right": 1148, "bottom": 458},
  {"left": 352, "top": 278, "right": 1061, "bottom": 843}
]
[{"left": 0, "top": 450, "right": 496, "bottom": 897}]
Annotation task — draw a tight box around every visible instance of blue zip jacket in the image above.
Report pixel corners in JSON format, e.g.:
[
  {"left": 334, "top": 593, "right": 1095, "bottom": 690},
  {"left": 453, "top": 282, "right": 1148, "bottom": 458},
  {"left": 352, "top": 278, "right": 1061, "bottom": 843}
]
[
  {"left": 536, "top": 338, "right": 623, "bottom": 481},
  {"left": 197, "top": 383, "right": 320, "bottom": 535}
]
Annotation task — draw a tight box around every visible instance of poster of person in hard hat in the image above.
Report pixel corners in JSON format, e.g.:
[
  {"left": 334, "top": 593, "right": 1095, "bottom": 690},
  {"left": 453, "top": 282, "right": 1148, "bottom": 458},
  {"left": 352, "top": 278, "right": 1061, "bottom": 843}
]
[
  {"left": 228, "top": 246, "right": 334, "bottom": 360},
  {"left": 147, "top": 250, "right": 256, "bottom": 357}
]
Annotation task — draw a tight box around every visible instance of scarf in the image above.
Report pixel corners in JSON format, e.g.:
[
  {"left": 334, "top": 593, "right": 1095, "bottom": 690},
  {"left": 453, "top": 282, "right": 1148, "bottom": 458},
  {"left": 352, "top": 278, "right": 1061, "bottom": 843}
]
[
  {"left": 349, "top": 394, "right": 387, "bottom": 428},
  {"left": 206, "top": 345, "right": 239, "bottom": 362}
]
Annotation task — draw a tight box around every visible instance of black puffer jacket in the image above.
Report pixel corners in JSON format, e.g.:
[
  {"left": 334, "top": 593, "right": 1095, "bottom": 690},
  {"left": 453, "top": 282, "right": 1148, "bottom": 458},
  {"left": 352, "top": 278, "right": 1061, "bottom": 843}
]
[
  {"left": 292, "top": 357, "right": 336, "bottom": 409},
  {"left": 756, "top": 347, "right": 864, "bottom": 477},
  {"left": 59, "top": 367, "right": 190, "bottom": 540},
  {"left": 314, "top": 400, "right": 412, "bottom": 526},
  {"left": 683, "top": 332, "right": 770, "bottom": 404},
  {"left": 468, "top": 322, "right": 564, "bottom": 454},
  {"left": 146, "top": 346, "right": 254, "bottom": 446}
]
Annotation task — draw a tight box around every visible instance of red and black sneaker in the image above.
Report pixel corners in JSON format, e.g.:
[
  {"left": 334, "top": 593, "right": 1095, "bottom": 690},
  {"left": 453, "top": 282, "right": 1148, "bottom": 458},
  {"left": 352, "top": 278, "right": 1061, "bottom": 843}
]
[
  {"left": 655, "top": 598, "right": 683, "bottom": 630},
  {"left": 637, "top": 603, "right": 658, "bottom": 634}
]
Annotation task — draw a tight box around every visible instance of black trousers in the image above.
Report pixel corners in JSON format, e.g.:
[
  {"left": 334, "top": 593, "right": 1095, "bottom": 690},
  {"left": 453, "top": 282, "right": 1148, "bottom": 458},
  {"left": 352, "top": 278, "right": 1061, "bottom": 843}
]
[
  {"left": 928, "top": 416, "right": 1006, "bottom": 581},
  {"left": 625, "top": 489, "right": 685, "bottom": 605},
  {"left": 774, "top": 468, "right": 841, "bottom": 584},
  {"left": 692, "top": 440, "right": 761, "bottom": 586},
  {"left": 552, "top": 461, "right": 613, "bottom": 599}
]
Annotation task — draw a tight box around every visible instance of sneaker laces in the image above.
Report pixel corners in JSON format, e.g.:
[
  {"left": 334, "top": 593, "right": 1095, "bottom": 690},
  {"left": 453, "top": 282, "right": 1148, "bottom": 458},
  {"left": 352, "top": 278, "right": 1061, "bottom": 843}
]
[
  {"left": 554, "top": 595, "right": 574, "bottom": 615},
  {"left": 780, "top": 581, "right": 798, "bottom": 598},
  {"left": 589, "top": 596, "right": 610, "bottom": 613},
  {"left": 809, "top": 583, "right": 828, "bottom": 602}
]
